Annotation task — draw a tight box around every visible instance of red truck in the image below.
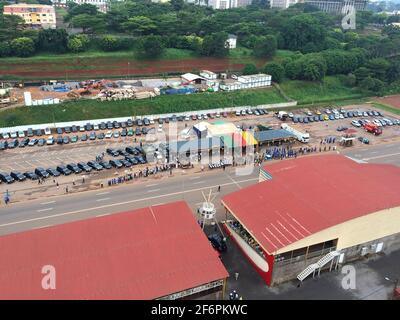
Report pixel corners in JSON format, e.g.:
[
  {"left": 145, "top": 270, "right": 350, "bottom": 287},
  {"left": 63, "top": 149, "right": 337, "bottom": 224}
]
[{"left": 364, "top": 123, "right": 382, "bottom": 135}]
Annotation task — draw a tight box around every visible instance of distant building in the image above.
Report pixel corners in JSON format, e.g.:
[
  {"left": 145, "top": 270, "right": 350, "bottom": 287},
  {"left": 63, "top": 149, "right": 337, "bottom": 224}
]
[
  {"left": 303, "top": 0, "right": 369, "bottom": 13},
  {"left": 226, "top": 34, "right": 237, "bottom": 49},
  {"left": 200, "top": 70, "right": 218, "bottom": 80},
  {"left": 3, "top": 3, "right": 56, "bottom": 29},
  {"left": 220, "top": 74, "right": 272, "bottom": 91},
  {"left": 270, "top": 0, "right": 299, "bottom": 9},
  {"left": 208, "top": 0, "right": 252, "bottom": 9}
]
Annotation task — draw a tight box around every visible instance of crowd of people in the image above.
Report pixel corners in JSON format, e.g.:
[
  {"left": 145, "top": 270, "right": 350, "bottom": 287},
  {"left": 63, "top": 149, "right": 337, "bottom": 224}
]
[
  {"left": 106, "top": 164, "right": 175, "bottom": 187},
  {"left": 229, "top": 220, "right": 266, "bottom": 259}
]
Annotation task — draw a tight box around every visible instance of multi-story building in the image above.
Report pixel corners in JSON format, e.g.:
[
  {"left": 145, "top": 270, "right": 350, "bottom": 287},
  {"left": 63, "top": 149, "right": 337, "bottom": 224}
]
[
  {"left": 304, "top": 0, "right": 368, "bottom": 13},
  {"left": 208, "top": 0, "right": 252, "bottom": 9},
  {"left": 3, "top": 3, "right": 57, "bottom": 29},
  {"left": 270, "top": 0, "right": 299, "bottom": 9}
]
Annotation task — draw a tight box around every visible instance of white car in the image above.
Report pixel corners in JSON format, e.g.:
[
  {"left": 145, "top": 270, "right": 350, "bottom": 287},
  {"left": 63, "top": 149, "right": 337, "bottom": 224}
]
[
  {"left": 93, "top": 124, "right": 99, "bottom": 131},
  {"left": 288, "top": 112, "right": 294, "bottom": 118},
  {"left": 216, "top": 113, "right": 221, "bottom": 118},
  {"left": 334, "top": 114, "right": 340, "bottom": 120},
  {"left": 105, "top": 131, "right": 112, "bottom": 139},
  {"left": 241, "top": 110, "right": 246, "bottom": 116},
  {"left": 113, "top": 131, "right": 120, "bottom": 138},
  {"left": 203, "top": 114, "right": 208, "bottom": 120},
  {"left": 326, "top": 109, "right": 331, "bottom": 114},
  {"left": 351, "top": 120, "right": 361, "bottom": 127},
  {"left": 46, "top": 136, "right": 54, "bottom": 145},
  {"left": 18, "top": 131, "right": 25, "bottom": 138},
  {"left": 2, "top": 133, "right": 10, "bottom": 139},
  {"left": 184, "top": 116, "right": 190, "bottom": 121},
  {"left": 150, "top": 119, "right": 155, "bottom": 124},
  {"left": 10, "top": 132, "right": 17, "bottom": 138},
  {"left": 79, "top": 126, "right": 85, "bottom": 132},
  {"left": 44, "top": 128, "right": 51, "bottom": 135},
  {"left": 373, "top": 119, "right": 382, "bottom": 127},
  {"left": 235, "top": 111, "right": 241, "bottom": 116},
  {"left": 339, "top": 114, "right": 344, "bottom": 119}
]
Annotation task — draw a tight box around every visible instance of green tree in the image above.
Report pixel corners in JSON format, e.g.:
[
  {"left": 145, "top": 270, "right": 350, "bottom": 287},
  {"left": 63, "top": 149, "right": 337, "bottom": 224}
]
[
  {"left": 367, "top": 58, "right": 390, "bottom": 82},
  {"left": 387, "top": 60, "right": 400, "bottom": 83},
  {"left": 10, "top": 37, "right": 35, "bottom": 57},
  {"left": 122, "top": 16, "right": 157, "bottom": 36},
  {"left": 0, "top": 42, "right": 11, "bottom": 57},
  {"left": 263, "top": 62, "right": 285, "bottom": 83},
  {"left": 359, "top": 76, "right": 384, "bottom": 94},
  {"left": 67, "top": 37, "right": 84, "bottom": 53},
  {"left": 242, "top": 63, "right": 258, "bottom": 75},
  {"left": 354, "top": 67, "right": 371, "bottom": 83},
  {"left": 200, "top": 32, "right": 228, "bottom": 57},
  {"left": 65, "top": 3, "right": 98, "bottom": 22},
  {"left": 70, "top": 14, "right": 106, "bottom": 34},
  {"left": 282, "top": 14, "right": 326, "bottom": 52},
  {"left": 67, "top": 34, "right": 89, "bottom": 53},
  {"left": 253, "top": 35, "right": 277, "bottom": 58},
  {"left": 37, "top": 29, "right": 68, "bottom": 53},
  {"left": 137, "top": 35, "right": 164, "bottom": 58}
]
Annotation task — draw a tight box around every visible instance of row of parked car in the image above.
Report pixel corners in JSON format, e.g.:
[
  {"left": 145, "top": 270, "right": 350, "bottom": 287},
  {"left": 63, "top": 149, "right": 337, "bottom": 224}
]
[
  {"left": 0, "top": 127, "right": 156, "bottom": 150},
  {"left": 351, "top": 118, "right": 400, "bottom": 127},
  {"left": 235, "top": 108, "right": 269, "bottom": 117},
  {"left": 0, "top": 146, "right": 148, "bottom": 184},
  {"left": 291, "top": 109, "right": 385, "bottom": 124}
]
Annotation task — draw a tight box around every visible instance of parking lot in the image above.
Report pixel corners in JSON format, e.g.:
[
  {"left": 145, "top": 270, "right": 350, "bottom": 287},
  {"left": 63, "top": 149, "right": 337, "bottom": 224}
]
[{"left": 0, "top": 103, "right": 399, "bottom": 197}]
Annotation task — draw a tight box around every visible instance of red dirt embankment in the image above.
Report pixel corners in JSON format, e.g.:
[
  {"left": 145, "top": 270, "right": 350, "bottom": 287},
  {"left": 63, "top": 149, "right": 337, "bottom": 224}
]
[
  {"left": 375, "top": 95, "right": 400, "bottom": 109},
  {"left": 1, "top": 57, "right": 264, "bottom": 79}
]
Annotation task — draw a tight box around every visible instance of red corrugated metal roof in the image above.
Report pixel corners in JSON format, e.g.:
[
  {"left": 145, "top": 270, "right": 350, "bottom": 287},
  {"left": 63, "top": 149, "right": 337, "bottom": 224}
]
[
  {"left": 222, "top": 155, "right": 400, "bottom": 254},
  {"left": 0, "top": 201, "right": 228, "bottom": 300}
]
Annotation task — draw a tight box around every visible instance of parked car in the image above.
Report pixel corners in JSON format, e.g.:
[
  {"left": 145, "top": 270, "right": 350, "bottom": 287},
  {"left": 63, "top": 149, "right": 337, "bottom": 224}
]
[
  {"left": 43, "top": 128, "right": 50, "bottom": 135},
  {"left": 351, "top": 120, "right": 361, "bottom": 127},
  {"left": 109, "top": 159, "right": 123, "bottom": 168},
  {"left": 10, "top": 171, "right": 26, "bottom": 182},
  {"left": 24, "top": 171, "right": 38, "bottom": 180},
  {"left": 35, "top": 167, "right": 49, "bottom": 178},
  {"left": 99, "top": 161, "right": 112, "bottom": 170},
  {"left": 28, "top": 139, "right": 38, "bottom": 146},
  {"left": 0, "top": 172, "right": 14, "bottom": 184},
  {"left": 358, "top": 137, "right": 370, "bottom": 144},
  {"left": 87, "top": 161, "right": 103, "bottom": 171},
  {"left": 56, "top": 165, "right": 72, "bottom": 175},
  {"left": 38, "top": 138, "right": 46, "bottom": 146},
  {"left": 47, "top": 168, "right": 61, "bottom": 177},
  {"left": 106, "top": 148, "right": 119, "bottom": 157},
  {"left": 77, "top": 162, "right": 92, "bottom": 172},
  {"left": 67, "top": 163, "right": 82, "bottom": 174},
  {"left": 208, "top": 233, "right": 227, "bottom": 253},
  {"left": 36, "top": 129, "right": 43, "bottom": 136}
]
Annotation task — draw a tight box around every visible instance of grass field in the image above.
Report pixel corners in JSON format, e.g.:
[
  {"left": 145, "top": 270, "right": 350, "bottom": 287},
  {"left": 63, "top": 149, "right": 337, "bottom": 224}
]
[
  {"left": 280, "top": 76, "right": 367, "bottom": 105},
  {"left": 0, "top": 87, "right": 285, "bottom": 127},
  {"left": 372, "top": 102, "right": 400, "bottom": 116}
]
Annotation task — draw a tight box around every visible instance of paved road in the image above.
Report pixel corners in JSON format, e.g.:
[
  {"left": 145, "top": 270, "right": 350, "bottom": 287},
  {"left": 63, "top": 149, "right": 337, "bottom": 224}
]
[
  {"left": 342, "top": 141, "right": 400, "bottom": 166},
  {"left": 0, "top": 166, "right": 260, "bottom": 235},
  {"left": 1, "top": 141, "right": 399, "bottom": 236}
]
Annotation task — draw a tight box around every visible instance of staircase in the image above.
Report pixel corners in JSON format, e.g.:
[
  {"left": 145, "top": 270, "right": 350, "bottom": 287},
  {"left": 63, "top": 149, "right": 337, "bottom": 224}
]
[{"left": 297, "top": 251, "right": 340, "bottom": 282}]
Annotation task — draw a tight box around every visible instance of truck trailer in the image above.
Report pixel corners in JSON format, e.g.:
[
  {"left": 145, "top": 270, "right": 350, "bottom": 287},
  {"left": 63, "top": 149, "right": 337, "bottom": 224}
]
[{"left": 281, "top": 123, "right": 310, "bottom": 143}]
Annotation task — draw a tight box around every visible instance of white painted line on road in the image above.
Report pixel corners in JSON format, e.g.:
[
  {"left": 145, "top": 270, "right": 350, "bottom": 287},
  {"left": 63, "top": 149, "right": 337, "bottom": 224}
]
[
  {"left": 34, "top": 224, "right": 52, "bottom": 229},
  {"left": 0, "top": 177, "right": 259, "bottom": 228},
  {"left": 146, "top": 183, "right": 158, "bottom": 187},
  {"left": 96, "top": 192, "right": 110, "bottom": 196},
  {"left": 36, "top": 208, "right": 53, "bottom": 212},
  {"left": 96, "top": 213, "right": 110, "bottom": 217},
  {"left": 362, "top": 152, "right": 400, "bottom": 161},
  {"left": 40, "top": 201, "right": 56, "bottom": 205},
  {"left": 192, "top": 181, "right": 205, "bottom": 185},
  {"left": 147, "top": 189, "right": 161, "bottom": 193},
  {"left": 189, "top": 176, "right": 201, "bottom": 180},
  {"left": 152, "top": 202, "right": 165, "bottom": 207},
  {"left": 96, "top": 197, "right": 110, "bottom": 202},
  {"left": 226, "top": 174, "right": 242, "bottom": 190}
]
